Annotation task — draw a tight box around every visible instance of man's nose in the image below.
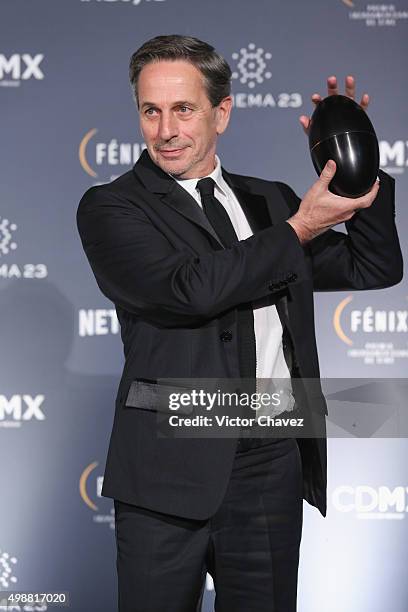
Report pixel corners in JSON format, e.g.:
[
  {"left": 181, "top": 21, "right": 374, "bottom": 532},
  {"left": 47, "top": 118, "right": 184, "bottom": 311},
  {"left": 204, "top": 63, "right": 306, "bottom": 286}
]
[{"left": 158, "top": 111, "right": 179, "bottom": 141}]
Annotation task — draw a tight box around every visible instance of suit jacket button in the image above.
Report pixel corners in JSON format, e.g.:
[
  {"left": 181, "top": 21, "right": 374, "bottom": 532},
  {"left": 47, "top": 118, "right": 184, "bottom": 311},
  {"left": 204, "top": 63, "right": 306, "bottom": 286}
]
[{"left": 220, "top": 330, "right": 233, "bottom": 342}]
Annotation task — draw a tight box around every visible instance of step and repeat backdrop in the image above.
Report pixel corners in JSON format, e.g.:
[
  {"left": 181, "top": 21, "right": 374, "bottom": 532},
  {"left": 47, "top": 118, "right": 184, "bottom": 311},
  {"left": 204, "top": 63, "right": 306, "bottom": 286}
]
[{"left": 1, "top": 1, "right": 407, "bottom": 611}]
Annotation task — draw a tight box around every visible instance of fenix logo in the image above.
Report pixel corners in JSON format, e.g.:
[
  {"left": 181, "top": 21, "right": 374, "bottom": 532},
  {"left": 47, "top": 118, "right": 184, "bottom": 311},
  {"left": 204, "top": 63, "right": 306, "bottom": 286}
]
[
  {"left": 0, "top": 395, "right": 45, "bottom": 425},
  {"left": 351, "top": 307, "right": 408, "bottom": 334},
  {"left": 0, "top": 54, "right": 44, "bottom": 84},
  {"left": 78, "top": 129, "right": 146, "bottom": 179}
]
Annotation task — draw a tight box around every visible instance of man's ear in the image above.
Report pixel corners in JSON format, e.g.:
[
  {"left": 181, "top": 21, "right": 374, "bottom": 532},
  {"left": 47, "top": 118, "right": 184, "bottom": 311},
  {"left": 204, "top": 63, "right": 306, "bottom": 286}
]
[{"left": 215, "top": 96, "right": 233, "bottom": 135}]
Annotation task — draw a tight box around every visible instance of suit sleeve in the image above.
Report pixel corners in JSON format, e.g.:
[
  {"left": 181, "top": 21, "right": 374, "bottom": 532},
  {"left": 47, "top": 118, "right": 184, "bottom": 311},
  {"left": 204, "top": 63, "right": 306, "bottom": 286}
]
[
  {"left": 276, "top": 169, "right": 403, "bottom": 291},
  {"left": 76, "top": 185, "right": 308, "bottom": 327}
]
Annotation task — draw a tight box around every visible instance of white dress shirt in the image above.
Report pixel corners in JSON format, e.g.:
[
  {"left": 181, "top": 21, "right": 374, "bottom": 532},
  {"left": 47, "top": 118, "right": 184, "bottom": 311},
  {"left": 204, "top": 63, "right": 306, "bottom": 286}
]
[{"left": 174, "top": 156, "right": 292, "bottom": 394}]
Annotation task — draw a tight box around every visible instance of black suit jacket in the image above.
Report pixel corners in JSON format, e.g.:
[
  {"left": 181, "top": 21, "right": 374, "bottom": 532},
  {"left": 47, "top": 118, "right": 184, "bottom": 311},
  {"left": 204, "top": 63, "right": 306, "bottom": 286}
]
[{"left": 77, "top": 149, "right": 403, "bottom": 519}]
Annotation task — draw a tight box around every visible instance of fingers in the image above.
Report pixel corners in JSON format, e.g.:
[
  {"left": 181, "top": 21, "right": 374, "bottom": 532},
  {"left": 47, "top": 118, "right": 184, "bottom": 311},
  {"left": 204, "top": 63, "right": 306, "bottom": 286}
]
[
  {"left": 345, "top": 75, "right": 355, "bottom": 99},
  {"left": 311, "top": 93, "right": 321, "bottom": 107},
  {"left": 318, "top": 159, "right": 337, "bottom": 187},
  {"left": 313, "top": 76, "right": 349, "bottom": 102},
  {"left": 345, "top": 75, "right": 370, "bottom": 110},
  {"left": 304, "top": 76, "right": 370, "bottom": 137},
  {"left": 327, "top": 75, "right": 339, "bottom": 96},
  {"left": 360, "top": 93, "right": 370, "bottom": 110},
  {"left": 311, "top": 75, "right": 370, "bottom": 110},
  {"left": 299, "top": 115, "right": 310, "bottom": 134}
]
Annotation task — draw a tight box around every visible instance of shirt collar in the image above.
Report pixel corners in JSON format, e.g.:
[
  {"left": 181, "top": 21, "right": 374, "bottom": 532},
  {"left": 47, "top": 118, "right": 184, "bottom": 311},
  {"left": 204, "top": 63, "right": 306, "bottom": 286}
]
[{"left": 173, "top": 155, "right": 228, "bottom": 199}]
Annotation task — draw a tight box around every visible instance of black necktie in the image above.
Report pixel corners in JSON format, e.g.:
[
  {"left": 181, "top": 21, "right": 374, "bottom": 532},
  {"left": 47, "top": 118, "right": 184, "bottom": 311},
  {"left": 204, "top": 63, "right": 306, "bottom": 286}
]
[
  {"left": 196, "top": 177, "right": 257, "bottom": 382},
  {"left": 196, "top": 177, "right": 237, "bottom": 247}
]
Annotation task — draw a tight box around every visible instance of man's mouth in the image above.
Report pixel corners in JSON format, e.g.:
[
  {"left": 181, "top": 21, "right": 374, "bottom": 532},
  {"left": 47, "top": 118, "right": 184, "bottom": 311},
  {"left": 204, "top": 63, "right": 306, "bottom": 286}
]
[{"left": 157, "top": 147, "right": 186, "bottom": 158}]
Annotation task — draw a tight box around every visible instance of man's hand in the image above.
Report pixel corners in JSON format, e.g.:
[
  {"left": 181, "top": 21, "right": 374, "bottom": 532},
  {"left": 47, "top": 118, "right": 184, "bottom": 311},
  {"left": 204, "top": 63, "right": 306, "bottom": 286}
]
[
  {"left": 299, "top": 75, "right": 370, "bottom": 136},
  {"left": 286, "top": 159, "right": 380, "bottom": 245}
]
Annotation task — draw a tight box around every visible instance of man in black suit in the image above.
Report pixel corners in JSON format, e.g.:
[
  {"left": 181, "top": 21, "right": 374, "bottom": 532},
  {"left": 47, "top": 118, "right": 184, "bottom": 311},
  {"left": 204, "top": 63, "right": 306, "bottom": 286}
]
[{"left": 77, "top": 35, "right": 403, "bottom": 612}]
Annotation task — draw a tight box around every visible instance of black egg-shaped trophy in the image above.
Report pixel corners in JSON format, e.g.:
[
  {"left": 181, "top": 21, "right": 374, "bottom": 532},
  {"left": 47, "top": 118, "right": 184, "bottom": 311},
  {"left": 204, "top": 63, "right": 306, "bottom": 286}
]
[{"left": 308, "top": 95, "right": 379, "bottom": 198}]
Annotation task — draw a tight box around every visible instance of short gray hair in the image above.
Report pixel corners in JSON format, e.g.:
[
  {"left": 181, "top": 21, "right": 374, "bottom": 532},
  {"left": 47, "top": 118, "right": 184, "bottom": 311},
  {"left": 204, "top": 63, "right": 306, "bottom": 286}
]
[{"left": 129, "top": 34, "right": 232, "bottom": 107}]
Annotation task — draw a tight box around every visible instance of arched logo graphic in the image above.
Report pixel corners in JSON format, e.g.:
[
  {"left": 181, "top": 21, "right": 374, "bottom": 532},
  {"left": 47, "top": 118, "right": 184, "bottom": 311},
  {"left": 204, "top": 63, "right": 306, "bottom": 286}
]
[
  {"left": 333, "top": 295, "right": 354, "bottom": 346},
  {"left": 79, "top": 128, "right": 98, "bottom": 178},
  {"left": 79, "top": 461, "right": 99, "bottom": 510}
]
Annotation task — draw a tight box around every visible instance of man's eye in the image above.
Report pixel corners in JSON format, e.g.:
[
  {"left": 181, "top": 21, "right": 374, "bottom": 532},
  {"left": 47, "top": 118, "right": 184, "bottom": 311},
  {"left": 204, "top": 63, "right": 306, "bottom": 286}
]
[
  {"left": 145, "top": 108, "right": 157, "bottom": 116},
  {"left": 178, "top": 106, "right": 191, "bottom": 113}
]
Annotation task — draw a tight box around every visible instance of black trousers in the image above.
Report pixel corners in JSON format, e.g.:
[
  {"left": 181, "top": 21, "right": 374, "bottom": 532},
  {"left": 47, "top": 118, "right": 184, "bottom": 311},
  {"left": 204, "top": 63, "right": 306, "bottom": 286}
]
[{"left": 114, "top": 437, "right": 303, "bottom": 612}]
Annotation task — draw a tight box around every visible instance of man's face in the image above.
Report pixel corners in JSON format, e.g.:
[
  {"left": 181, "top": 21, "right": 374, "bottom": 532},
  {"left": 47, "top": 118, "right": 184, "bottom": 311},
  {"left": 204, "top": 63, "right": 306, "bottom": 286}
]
[{"left": 137, "top": 60, "right": 232, "bottom": 179}]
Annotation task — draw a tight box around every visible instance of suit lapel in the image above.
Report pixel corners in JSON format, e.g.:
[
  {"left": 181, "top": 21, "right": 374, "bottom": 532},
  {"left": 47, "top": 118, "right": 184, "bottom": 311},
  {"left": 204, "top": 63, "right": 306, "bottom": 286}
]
[
  {"left": 161, "top": 183, "right": 223, "bottom": 247},
  {"left": 222, "top": 170, "right": 273, "bottom": 233},
  {"left": 133, "top": 150, "right": 223, "bottom": 247}
]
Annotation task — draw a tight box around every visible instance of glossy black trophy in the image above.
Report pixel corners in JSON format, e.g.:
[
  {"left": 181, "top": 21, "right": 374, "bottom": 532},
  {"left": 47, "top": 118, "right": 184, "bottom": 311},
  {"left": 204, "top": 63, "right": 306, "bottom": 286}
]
[{"left": 308, "top": 94, "right": 379, "bottom": 198}]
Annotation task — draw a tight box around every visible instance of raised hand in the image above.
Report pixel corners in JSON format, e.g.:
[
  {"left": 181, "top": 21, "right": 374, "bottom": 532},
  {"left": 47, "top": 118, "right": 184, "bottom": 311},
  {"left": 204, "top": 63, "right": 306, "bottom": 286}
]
[{"left": 299, "top": 75, "right": 370, "bottom": 136}]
